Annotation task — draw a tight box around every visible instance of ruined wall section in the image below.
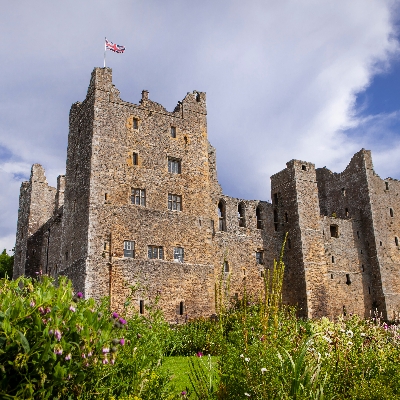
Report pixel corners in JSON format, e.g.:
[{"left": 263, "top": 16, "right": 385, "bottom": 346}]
[
  {"left": 272, "top": 161, "right": 328, "bottom": 318},
  {"left": 316, "top": 150, "right": 380, "bottom": 317},
  {"left": 13, "top": 165, "right": 57, "bottom": 278}
]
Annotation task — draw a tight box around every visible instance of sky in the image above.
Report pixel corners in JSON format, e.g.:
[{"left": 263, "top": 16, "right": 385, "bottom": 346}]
[{"left": 1, "top": 0, "right": 400, "bottom": 253}]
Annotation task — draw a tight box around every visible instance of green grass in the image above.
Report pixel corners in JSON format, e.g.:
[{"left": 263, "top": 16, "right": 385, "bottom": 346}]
[{"left": 161, "top": 356, "right": 219, "bottom": 398}]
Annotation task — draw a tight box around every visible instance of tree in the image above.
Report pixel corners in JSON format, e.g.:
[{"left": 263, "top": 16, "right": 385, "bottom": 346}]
[{"left": 0, "top": 249, "right": 14, "bottom": 279}]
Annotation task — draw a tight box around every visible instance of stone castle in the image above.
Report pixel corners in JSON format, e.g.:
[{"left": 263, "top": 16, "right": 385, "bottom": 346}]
[{"left": 13, "top": 67, "right": 400, "bottom": 321}]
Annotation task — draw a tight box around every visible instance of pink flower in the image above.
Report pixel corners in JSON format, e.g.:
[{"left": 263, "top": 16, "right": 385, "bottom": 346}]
[
  {"left": 54, "top": 329, "right": 62, "bottom": 341},
  {"left": 76, "top": 292, "right": 83, "bottom": 298},
  {"left": 82, "top": 353, "right": 86, "bottom": 359},
  {"left": 38, "top": 307, "right": 45, "bottom": 314},
  {"left": 30, "top": 300, "right": 35, "bottom": 307},
  {"left": 54, "top": 346, "right": 63, "bottom": 355},
  {"left": 112, "top": 312, "right": 119, "bottom": 319},
  {"left": 119, "top": 338, "right": 125, "bottom": 346},
  {"left": 196, "top": 351, "right": 203, "bottom": 357},
  {"left": 69, "top": 305, "right": 76, "bottom": 312},
  {"left": 102, "top": 347, "right": 110, "bottom": 354},
  {"left": 65, "top": 353, "right": 72, "bottom": 361},
  {"left": 111, "top": 358, "right": 115, "bottom": 365},
  {"left": 119, "top": 317, "right": 127, "bottom": 325},
  {"left": 102, "top": 357, "right": 109, "bottom": 364}
]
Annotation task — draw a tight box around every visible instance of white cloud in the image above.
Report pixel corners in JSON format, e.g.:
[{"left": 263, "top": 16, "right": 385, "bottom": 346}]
[{"left": 0, "top": 0, "right": 399, "bottom": 246}]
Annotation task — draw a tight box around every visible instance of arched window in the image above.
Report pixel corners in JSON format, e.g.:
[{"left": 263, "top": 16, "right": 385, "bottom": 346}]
[
  {"left": 218, "top": 200, "right": 226, "bottom": 232},
  {"left": 238, "top": 203, "right": 245, "bottom": 227},
  {"left": 256, "top": 206, "right": 263, "bottom": 229}
]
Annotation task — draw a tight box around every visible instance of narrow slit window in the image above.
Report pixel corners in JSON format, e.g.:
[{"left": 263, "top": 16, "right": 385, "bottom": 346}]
[
  {"left": 345, "top": 208, "right": 349, "bottom": 217},
  {"left": 341, "top": 188, "right": 346, "bottom": 196},
  {"left": 179, "top": 301, "right": 184, "bottom": 316},
  {"left": 168, "top": 194, "right": 182, "bottom": 211},
  {"left": 357, "top": 231, "right": 360, "bottom": 239},
  {"left": 224, "top": 261, "right": 229, "bottom": 273},
  {"left": 170, "top": 126, "right": 176, "bottom": 138},
  {"left": 238, "top": 203, "right": 245, "bottom": 227},
  {"left": 139, "top": 300, "right": 144, "bottom": 314},
  {"left": 301, "top": 165, "right": 307, "bottom": 171},
  {"left": 285, "top": 212, "right": 289, "bottom": 223},
  {"left": 331, "top": 274, "right": 333, "bottom": 279},
  {"left": 346, "top": 274, "right": 351, "bottom": 285},
  {"left": 256, "top": 251, "right": 263, "bottom": 265},
  {"left": 256, "top": 206, "right": 263, "bottom": 229},
  {"left": 332, "top": 256, "right": 335, "bottom": 263},
  {"left": 218, "top": 200, "right": 226, "bottom": 231},
  {"left": 131, "top": 188, "right": 146, "bottom": 206},
  {"left": 273, "top": 193, "right": 278, "bottom": 205},
  {"left": 133, "top": 152, "right": 138, "bottom": 165},
  {"left": 123, "top": 241, "right": 135, "bottom": 258},
  {"left": 395, "top": 237, "right": 399, "bottom": 246},
  {"left": 133, "top": 118, "right": 138, "bottom": 130},
  {"left": 105, "top": 193, "right": 108, "bottom": 201},
  {"left": 390, "top": 208, "right": 394, "bottom": 217},
  {"left": 368, "top": 287, "right": 371, "bottom": 294},
  {"left": 385, "top": 182, "right": 389, "bottom": 190},
  {"left": 274, "top": 209, "right": 279, "bottom": 232}
]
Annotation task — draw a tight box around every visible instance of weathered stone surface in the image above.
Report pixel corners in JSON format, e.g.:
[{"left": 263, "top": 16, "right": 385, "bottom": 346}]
[{"left": 13, "top": 68, "right": 400, "bottom": 321}]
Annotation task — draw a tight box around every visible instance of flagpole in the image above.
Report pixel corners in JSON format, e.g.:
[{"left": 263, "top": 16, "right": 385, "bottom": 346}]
[{"left": 104, "top": 37, "right": 106, "bottom": 68}]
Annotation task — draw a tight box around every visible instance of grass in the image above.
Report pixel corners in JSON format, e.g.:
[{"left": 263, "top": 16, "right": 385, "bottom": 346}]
[{"left": 161, "top": 356, "right": 219, "bottom": 398}]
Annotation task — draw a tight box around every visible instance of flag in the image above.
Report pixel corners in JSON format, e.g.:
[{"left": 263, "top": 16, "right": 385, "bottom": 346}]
[{"left": 105, "top": 38, "right": 125, "bottom": 53}]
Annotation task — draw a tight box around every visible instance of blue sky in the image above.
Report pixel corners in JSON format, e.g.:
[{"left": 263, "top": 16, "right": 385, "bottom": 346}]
[{"left": 1, "top": 1, "right": 400, "bottom": 252}]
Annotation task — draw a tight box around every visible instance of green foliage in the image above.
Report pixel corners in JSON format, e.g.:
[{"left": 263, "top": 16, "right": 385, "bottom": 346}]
[{"left": 0, "top": 249, "right": 13, "bottom": 279}]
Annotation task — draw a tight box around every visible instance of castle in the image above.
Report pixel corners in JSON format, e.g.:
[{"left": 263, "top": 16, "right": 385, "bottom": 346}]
[{"left": 13, "top": 68, "right": 400, "bottom": 321}]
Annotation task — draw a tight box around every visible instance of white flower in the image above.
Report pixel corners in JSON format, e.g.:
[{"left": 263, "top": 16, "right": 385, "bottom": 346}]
[
  {"left": 340, "top": 329, "right": 345, "bottom": 333},
  {"left": 346, "top": 330, "right": 354, "bottom": 338},
  {"left": 244, "top": 357, "right": 250, "bottom": 362},
  {"left": 322, "top": 335, "right": 332, "bottom": 344},
  {"left": 360, "top": 332, "right": 366, "bottom": 337},
  {"left": 261, "top": 367, "right": 267, "bottom": 374},
  {"left": 244, "top": 393, "right": 251, "bottom": 397},
  {"left": 240, "top": 354, "right": 244, "bottom": 358},
  {"left": 347, "top": 341, "right": 353, "bottom": 346}
]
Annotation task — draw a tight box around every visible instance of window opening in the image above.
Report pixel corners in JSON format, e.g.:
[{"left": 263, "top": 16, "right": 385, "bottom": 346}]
[
  {"left": 357, "top": 231, "right": 360, "bottom": 239},
  {"left": 346, "top": 274, "right": 351, "bottom": 285},
  {"left": 288, "top": 238, "right": 291, "bottom": 249},
  {"left": 170, "top": 126, "right": 176, "bottom": 138},
  {"left": 148, "top": 246, "right": 164, "bottom": 259},
  {"left": 285, "top": 212, "right": 288, "bottom": 223},
  {"left": 390, "top": 208, "right": 394, "bottom": 217},
  {"left": 396, "top": 237, "right": 399, "bottom": 246},
  {"left": 104, "top": 242, "right": 108, "bottom": 251},
  {"left": 260, "top": 271, "right": 264, "bottom": 278},
  {"left": 380, "top": 241, "right": 382, "bottom": 246},
  {"left": 139, "top": 300, "right": 144, "bottom": 314},
  {"left": 330, "top": 274, "right": 333, "bottom": 279},
  {"left": 218, "top": 200, "right": 226, "bottom": 231},
  {"left": 273, "top": 193, "right": 278, "bottom": 205},
  {"left": 341, "top": 188, "right": 346, "bottom": 196},
  {"left": 168, "top": 194, "right": 182, "bottom": 211},
  {"left": 274, "top": 209, "right": 279, "bottom": 232},
  {"left": 301, "top": 165, "right": 307, "bottom": 171},
  {"left": 330, "top": 225, "right": 339, "bottom": 238},
  {"left": 105, "top": 193, "right": 108, "bottom": 201},
  {"left": 256, "top": 251, "right": 263, "bottom": 265},
  {"left": 332, "top": 256, "right": 335, "bottom": 263},
  {"left": 123, "top": 241, "right": 135, "bottom": 258},
  {"left": 133, "top": 152, "right": 138, "bottom": 165},
  {"left": 196, "top": 92, "right": 201, "bottom": 102},
  {"left": 345, "top": 208, "right": 349, "bottom": 217},
  {"left": 174, "top": 247, "right": 184, "bottom": 263},
  {"left": 362, "top": 264, "right": 364, "bottom": 272},
  {"left": 133, "top": 118, "right": 138, "bottom": 130},
  {"left": 223, "top": 261, "right": 229, "bottom": 273},
  {"left": 238, "top": 203, "right": 245, "bottom": 227},
  {"left": 168, "top": 157, "right": 181, "bottom": 174},
  {"left": 368, "top": 287, "right": 371, "bottom": 294},
  {"left": 179, "top": 301, "right": 184, "bottom": 315},
  {"left": 385, "top": 181, "right": 389, "bottom": 190},
  {"left": 256, "top": 206, "right": 263, "bottom": 229},
  {"left": 65, "top": 251, "right": 68, "bottom": 261},
  {"left": 131, "top": 188, "right": 146, "bottom": 206},
  {"left": 361, "top": 249, "right": 363, "bottom": 254}
]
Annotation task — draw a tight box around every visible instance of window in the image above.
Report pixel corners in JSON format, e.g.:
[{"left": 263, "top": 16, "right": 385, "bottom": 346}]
[
  {"left": 362, "top": 265, "right": 365, "bottom": 272},
  {"left": 285, "top": 212, "right": 289, "bottom": 223},
  {"left": 346, "top": 274, "right": 351, "bottom": 285},
  {"left": 65, "top": 251, "right": 68, "bottom": 261},
  {"left": 133, "top": 118, "right": 138, "bottom": 130},
  {"left": 179, "top": 301, "right": 184, "bottom": 316},
  {"left": 330, "top": 225, "right": 339, "bottom": 238},
  {"left": 331, "top": 274, "right": 333, "bottom": 279},
  {"left": 301, "top": 165, "right": 307, "bottom": 171},
  {"left": 332, "top": 256, "right": 335, "bottom": 263},
  {"left": 133, "top": 152, "right": 138, "bottom": 165},
  {"left": 174, "top": 247, "right": 184, "bottom": 263},
  {"left": 123, "top": 241, "right": 135, "bottom": 258},
  {"left": 168, "top": 157, "right": 181, "bottom": 173},
  {"left": 105, "top": 193, "right": 108, "bottom": 201},
  {"left": 357, "top": 231, "right": 360, "bottom": 239},
  {"left": 274, "top": 209, "right": 279, "bottom": 232},
  {"left": 171, "top": 126, "right": 176, "bottom": 138},
  {"left": 223, "top": 261, "right": 229, "bottom": 273},
  {"left": 341, "top": 188, "right": 346, "bottom": 197},
  {"left": 395, "top": 237, "right": 399, "bottom": 246},
  {"left": 256, "top": 206, "right": 263, "bottom": 229},
  {"left": 380, "top": 241, "right": 382, "bottom": 246},
  {"left": 168, "top": 194, "right": 182, "bottom": 211},
  {"left": 273, "top": 193, "right": 278, "bottom": 205},
  {"left": 218, "top": 200, "right": 226, "bottom": 231},
  {"left": 385, "top": 181, "right": 389, "bottom": 190},
  {"left": 345, "top": 208, "right": 349, "bottom": 217},
  {"left": 256, "top": 251, "right": 263, "bottom": 265},
  {"left": 390, "top": 208, "right": 394, "bottom": 217},
  {"left": 287, "top": 238, "right": 291, "bottom": 249},
  {"left": 131, "top": 188, "right": 146, "bottom": 206},
  {"left": 238, "top": 203, "right": 245, "bottom": 227},
  {"left": 148, "top": 246, "right": 164, "bottom": 259},
  {"left": 139, "top": 300, "right": 144, "bottom": 314}
]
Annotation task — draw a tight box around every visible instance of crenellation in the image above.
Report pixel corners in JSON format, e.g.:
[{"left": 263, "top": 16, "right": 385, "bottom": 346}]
[{"left": 13, "top": 67, "right": 400, "bottom": 321}]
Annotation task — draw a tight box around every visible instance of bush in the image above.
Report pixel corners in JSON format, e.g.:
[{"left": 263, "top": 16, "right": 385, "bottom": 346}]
[{"left": 0, "top": 249, "right": 13, "bottom": 279}]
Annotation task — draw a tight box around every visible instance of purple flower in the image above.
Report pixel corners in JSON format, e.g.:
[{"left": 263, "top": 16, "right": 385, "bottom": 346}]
[
  {"left": 54, "top": 329, "right": 62, "bottom": 341},
  {"left": 102, "top": 347, "right": 110, "bottom": 354},
  {"left": 102, "top": 357, "right": 109, "bottom": 364},
  {"left": 38, "top": 307, "right": 45, "bottom": 315},
  {"left": 111, "top": 358, "right": 115, "bottom": 365},
  {"left": 30, "top": 300, "right": 35, "bottom": 307},
  {"left": 76, "top": 292, "right": 83, "bottom": 299},
  {"left": 65, "top": 353, "right": 72, "bottom": 361},
  {"left": 119, "top": 338, "right": 125, "bottom": 346},
  {"left": 196, "top": 352, "right": 203, "bottom": 357},
  {"left": 82, "top": 353, "right": 86, "bottom": 359},
  {"left": 119, "top": 317, "right": 127, "bottom": 325},
  {"left": 49, "top": 329, "right": 54, "bottom": 336},
  {"left": 88, "top": 351, "right": 93, "bottom": 357},
  {"left": 112, "top": 312, "right": 119, "bottom": 319},
  {"left": 181, "top": 391, "right": 187, "bottom": 396},
  {"left": 45, "top": 307, "right": 51, "bottom": 314},
  {"left": 54, "top": 346, "right": 63, "bottom": 355},
  {"left": 69, "top": 305, "right": 76, "bottom": 312}
]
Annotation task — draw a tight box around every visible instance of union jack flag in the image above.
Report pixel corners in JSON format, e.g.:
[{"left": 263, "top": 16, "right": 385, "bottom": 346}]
[{"left": 105, "top": 38, "right": 125, "bottom": 53}]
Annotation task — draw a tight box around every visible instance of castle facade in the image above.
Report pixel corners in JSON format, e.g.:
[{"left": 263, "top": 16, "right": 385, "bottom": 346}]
[{"left": 13, "top": 68, "right": 400, "bottom": 320}]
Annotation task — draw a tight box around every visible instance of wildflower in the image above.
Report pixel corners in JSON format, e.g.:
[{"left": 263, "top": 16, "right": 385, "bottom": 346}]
[
  {"left": 137, "top": 333, "right": 142, "bottom": 339},
  {"left": 240, "top": 354, "right": 244, "bottom": 358},
  {"left": 245, "top": 393, "right": 251, "bottom": 397},
  {"left": 340, "top": 329, "right": 345, "bottom": 333},
  {"left": 54, "top": 346, "right": 63, "bottom": 355},
  {"left": 69, "top": 305, "right": 76, "bottom": 312},
  {"left": 102, "top": 357, "right": 109, "bottom": 365},
  {"left": 102, "top": 347, "right": 110, "bottom": 354},
  {"left": 322, "top": 336, "right": 332, "bottom": 344},
  {"left": 196, "top": 351, "right": 203, "bottom": 357},
  {"left": 88, "top": 352, "right": 93, "bottom": 357},
  {"left": 347, "top": 341, "right": 353, "bottom": 346},
  {"left": 119, "top": 317, "right": 127, "bottom": 325},
  {"left": 65, "top": 353, "right": 72, "bottom": 361},
  {"left": 49, "top": 329, "right": 54, "bottom": 336},
  {"left": 76, "top": 292, "right": 83, "bottom": 299},
  {"left": 346, "top": 330, "right": 354, "bottom": 338},
  {"left": 82, "top": 353, "right": 86, "bottom": 359},
  {"left": 85, "top": 362, "right": 89, "bottom": 367},
  {"left": 30, "top": 300, "right": 35, "bottom": 307},
  {"left": 181, "top": 391, "right": 187, "bottom": 396},
  {"left": 260, "top": 335, "right": 266, "bottom": 342},
  {"left": 54, "top": 329, "right": 62, "bottom": 341},
  {"left": 38, "top": 306, "right": 45, "bottom": 314},
  {"left": 111, "top": 358, "right": 115, "bottom": 365},
  {"left": 45, "top": 307, "right": 51, "bottom": 314},
  {"left": 261, "top": 367, "right": 267, "bottom": 374},
  {"left": 119, "top": 338, "right": 125, "bottom": 346},
  {"left": 360, "top": 332, "right": 366, "bottom": 337},
  {"left": 112, "top": 312, "right": 119, "bottom": 319},
  {"left": 244, "top": 357, "right": 250, "bottom": 362}
]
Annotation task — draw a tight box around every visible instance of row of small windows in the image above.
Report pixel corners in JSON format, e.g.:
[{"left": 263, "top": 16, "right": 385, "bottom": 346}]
[
  {"left": 123, "top": 241, "right": 184, "bottom": 262},
  {"left": 132, "top": 118, "right": 177, "bottom": 139},
  {"left": 218, "top": 201, "right": 265, "bottom": 230}
]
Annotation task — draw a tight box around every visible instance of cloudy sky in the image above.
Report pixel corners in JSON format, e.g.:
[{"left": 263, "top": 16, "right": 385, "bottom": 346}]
[{"left": 1, "top": 0, "right": 400, "bottom": 253}]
